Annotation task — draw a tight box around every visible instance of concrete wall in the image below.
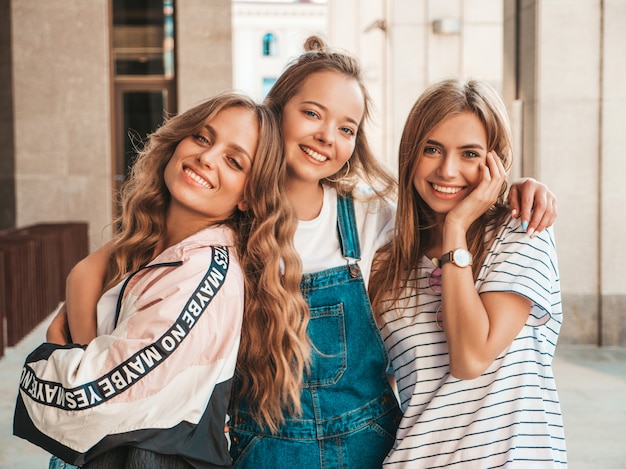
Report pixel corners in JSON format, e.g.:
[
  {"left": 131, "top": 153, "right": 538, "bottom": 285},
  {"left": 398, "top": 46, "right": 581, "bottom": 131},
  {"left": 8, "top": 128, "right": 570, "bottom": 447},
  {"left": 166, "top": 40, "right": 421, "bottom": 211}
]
[
  {"left": 11, "top": 1, "right": 113, "bottom": 249},
  {"left": 0, "top": 0, "right": 16, "bottom": 230},
  {"left": 599, "top": 0, "right": 626, "bottom": 345},
  {"left": 177, "top": 0, "right": 233, "bottom": 111},
  {"left": 506, "top": 0, "right": 626, "bottom": 346}
]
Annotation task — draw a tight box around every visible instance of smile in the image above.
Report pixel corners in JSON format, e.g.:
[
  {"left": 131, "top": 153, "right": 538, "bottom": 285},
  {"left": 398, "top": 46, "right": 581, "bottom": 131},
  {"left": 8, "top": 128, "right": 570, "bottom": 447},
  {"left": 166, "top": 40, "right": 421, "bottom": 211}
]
[
  {"left": 432, "top": 183, "right": 463, "bottom": 194},
  {"left": 184, "top": 168, "right": 213, "bottom": 188},
  {"left": 300, "top": 145, "right": 328, "bottom": 162}
]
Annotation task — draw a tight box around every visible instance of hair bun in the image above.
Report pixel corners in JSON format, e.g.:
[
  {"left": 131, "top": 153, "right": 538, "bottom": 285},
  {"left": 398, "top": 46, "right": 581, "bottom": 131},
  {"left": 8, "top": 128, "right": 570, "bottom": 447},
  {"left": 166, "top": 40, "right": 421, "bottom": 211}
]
[{"left": 304, "top": 35, "right": 326, "bottom": 52}]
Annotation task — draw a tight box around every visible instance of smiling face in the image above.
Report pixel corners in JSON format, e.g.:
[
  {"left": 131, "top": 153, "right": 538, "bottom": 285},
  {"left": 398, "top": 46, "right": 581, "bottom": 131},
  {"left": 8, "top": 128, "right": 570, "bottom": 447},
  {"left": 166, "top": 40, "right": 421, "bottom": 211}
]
[
  {"left": 163, "top": 105, "right": 258, "bottom": 229},
  {"left": 413, "top": 111, "right": 488, "bottom": 214},
  {"left": 281, "top": 70, "right": 365, "bottom": 186}
]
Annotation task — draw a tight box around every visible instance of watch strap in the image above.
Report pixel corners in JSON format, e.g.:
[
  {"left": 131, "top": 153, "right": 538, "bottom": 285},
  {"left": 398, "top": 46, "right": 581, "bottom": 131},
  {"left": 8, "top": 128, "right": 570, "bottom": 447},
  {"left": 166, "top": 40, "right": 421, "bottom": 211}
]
[
  {"left": 440, "top": 248, "right": 473, "bottom": 267},
  {"left": 440, "top": 251, "right": 453, "bottom": 267}
]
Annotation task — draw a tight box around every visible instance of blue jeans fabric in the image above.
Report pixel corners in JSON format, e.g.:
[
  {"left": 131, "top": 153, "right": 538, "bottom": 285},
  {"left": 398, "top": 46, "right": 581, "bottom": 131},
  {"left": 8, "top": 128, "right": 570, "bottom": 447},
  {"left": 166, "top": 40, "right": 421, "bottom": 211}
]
[
  {"left": 49, "top": 456, "right": 79, "bottom": 469},
  {"left": 230, "top": 195, "right": 401, "bottom": 468}
]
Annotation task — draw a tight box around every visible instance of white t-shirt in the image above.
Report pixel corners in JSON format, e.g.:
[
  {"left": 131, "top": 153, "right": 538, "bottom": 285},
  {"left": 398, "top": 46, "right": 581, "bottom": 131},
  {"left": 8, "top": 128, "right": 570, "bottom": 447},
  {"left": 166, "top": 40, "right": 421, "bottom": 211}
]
[
  {"left": 380, "top": 216, "right": 567, "bottom": 468},
  {"left": 294, "top": 185, "right": 395, "bottom": 287}
]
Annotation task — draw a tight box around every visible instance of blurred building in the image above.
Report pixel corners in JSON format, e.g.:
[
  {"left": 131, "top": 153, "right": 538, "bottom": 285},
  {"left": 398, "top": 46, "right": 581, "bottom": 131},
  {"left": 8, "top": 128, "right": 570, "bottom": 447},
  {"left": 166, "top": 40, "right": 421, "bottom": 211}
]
[{"left": 1, "top": 0, "right": 625, "bottom": 346}]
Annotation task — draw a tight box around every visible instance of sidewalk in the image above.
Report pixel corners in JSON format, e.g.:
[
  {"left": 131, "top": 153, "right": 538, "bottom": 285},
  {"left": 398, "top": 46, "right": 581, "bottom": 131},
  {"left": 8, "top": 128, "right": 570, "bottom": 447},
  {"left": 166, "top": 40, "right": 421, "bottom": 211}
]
[{"left": 1, "top": 308, "right": 625, "bottom": 468}]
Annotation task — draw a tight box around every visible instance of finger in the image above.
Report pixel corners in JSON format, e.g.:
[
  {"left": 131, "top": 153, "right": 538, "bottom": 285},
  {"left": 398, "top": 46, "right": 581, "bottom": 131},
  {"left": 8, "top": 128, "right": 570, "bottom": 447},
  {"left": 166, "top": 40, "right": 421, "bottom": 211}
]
[
  {"left": 508, "top": 184, "right": 521, "bottom": 219},
  {"left": 525, "top": 192, "right": 548, "bottom": 237},
  {"left": 493, "top": 152, "right": 508, "bottom": 180},
  {"left": 531, "top": 197, "right": 558, "bottom": 234},
  {"left": 518, "top": 185, "right": 537, "bottom": 231}
]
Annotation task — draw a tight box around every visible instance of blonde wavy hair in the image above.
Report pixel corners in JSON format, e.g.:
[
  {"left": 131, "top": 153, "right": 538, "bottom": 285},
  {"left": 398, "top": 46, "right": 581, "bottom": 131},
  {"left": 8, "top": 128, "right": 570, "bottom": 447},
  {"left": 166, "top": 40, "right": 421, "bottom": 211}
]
[
  {"left": 264, "top": 35, "right": 397, "bottom": 200},
  {"left": 104, "top": 91, "right": 309, "bottom": 432},
  {"left": 370, "top": 79, "right": 512, "bottom": 314}
]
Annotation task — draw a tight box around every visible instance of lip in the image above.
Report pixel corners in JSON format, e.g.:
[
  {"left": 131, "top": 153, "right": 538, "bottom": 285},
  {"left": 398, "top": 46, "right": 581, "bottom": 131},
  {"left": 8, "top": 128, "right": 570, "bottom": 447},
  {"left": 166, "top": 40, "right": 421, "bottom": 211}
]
[
  {"left": 299, "top": 144, "right": 329, "bottom": 163},
  {"left": 183, "top": 165, "right": 214, "bottom": 189}
]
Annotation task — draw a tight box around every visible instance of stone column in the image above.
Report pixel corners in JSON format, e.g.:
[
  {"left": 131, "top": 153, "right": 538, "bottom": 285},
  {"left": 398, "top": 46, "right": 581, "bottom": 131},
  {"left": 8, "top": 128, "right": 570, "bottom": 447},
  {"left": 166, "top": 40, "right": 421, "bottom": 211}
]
[{"left": 505, "top": 0, "right": 626, "bottom": 345}]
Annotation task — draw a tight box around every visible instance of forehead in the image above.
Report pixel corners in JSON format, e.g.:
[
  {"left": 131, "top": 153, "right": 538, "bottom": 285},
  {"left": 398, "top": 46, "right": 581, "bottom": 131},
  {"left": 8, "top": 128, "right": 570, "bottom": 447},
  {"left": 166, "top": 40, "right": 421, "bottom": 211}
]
[
  {"left": 429, "top": 112, "right": 486, "bottom": 143},
  {"left": 292, "top": 70, "right": 365, "bottom": 121},
  {"left": 207, "top": 106, "right": 259, "bottom": 157}
]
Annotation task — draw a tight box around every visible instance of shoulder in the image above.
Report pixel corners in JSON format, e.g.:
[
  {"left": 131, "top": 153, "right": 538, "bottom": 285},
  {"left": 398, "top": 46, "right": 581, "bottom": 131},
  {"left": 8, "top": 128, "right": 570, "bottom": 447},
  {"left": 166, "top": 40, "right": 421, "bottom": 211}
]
[
  {"left": 351, "top": 185, "right": 396, "bottom": 220},
  {"left": 150, "top": 226, "right": 239, "bottom": 265},
  {"left": 491, "top": 215, "right": 557, "bottom": 256}
]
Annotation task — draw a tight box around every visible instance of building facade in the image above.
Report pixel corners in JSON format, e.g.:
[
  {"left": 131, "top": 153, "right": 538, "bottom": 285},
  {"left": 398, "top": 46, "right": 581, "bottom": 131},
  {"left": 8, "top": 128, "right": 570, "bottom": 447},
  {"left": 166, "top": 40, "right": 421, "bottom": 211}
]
[{"left": 2, "top": 0, "right": 625, "bottom": 346}]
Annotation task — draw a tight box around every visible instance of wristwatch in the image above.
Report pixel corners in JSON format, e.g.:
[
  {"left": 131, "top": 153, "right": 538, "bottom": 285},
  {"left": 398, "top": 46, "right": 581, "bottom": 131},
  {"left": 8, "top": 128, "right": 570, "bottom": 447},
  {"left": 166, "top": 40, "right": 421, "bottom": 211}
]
[{"left": 440, "top": 248, "right": 473, "bottom": 268}]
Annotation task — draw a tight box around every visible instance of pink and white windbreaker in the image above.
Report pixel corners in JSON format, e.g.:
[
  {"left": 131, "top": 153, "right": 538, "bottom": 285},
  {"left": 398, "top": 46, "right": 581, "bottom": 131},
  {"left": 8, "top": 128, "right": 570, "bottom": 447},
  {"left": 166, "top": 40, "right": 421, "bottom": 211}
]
[{"left": 14, "top": 226, "right": 243, "bottom": 469}]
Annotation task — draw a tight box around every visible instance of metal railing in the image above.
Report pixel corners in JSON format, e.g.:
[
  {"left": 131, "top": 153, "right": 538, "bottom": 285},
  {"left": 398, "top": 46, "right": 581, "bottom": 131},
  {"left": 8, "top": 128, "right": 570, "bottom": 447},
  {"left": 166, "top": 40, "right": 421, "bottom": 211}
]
[{"left": 0, "top": 222, "right": 88, "bottom": 357}]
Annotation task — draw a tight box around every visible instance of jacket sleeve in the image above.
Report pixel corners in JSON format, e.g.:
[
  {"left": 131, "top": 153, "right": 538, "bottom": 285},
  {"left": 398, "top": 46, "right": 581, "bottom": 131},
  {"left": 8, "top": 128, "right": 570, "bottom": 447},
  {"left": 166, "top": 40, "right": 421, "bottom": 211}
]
[{"left": 13, "top": 245, "right": 244, "bottom": 465}]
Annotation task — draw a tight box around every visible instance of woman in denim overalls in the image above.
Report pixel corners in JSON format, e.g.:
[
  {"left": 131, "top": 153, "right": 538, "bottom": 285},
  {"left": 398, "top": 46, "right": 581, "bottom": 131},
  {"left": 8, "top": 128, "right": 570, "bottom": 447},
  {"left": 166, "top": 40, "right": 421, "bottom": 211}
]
[
  {"left": 229, "top": 37, "right": 401, "bottom": 467},
  {"left": 231, "top": 191, "right": 400, "bottom": 467}
]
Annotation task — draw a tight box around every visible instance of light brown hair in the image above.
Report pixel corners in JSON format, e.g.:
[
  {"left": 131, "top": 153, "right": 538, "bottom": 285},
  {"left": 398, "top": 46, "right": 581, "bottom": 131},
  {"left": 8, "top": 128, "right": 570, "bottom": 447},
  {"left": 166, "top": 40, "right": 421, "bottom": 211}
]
[
  {"left": 106, "top": 91, "right": 310, "bottom": 432},
  {"left": 264, "top": 35, "right": 396, "bottom": 199},
  {"left": 370, "top": 79, "right": 512, "bottom": 314}
]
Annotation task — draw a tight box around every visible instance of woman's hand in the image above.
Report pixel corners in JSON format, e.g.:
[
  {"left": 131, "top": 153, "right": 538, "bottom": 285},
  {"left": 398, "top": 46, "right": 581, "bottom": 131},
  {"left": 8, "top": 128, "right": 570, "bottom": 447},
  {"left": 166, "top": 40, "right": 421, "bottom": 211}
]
[
  {"left": 508, "top": 178, "right": 557, "bottom": 237},
  {"left": 444, "top": 152, "right": 508, "bottom": 233}
]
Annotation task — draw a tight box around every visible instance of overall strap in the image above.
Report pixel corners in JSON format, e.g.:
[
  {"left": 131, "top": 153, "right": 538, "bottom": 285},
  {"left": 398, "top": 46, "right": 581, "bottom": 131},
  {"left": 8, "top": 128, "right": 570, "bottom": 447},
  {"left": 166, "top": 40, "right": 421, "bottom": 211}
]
[{"left": 336, "top": 194, "right": 361, "bottom": 264}]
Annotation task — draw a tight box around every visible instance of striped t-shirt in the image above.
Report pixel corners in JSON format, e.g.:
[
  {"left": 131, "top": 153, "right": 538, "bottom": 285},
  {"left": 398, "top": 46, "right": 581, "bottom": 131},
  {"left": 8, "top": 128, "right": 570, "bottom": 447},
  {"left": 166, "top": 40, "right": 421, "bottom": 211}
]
[{"left": 380, "top": 216, "right": 567, "bottom": 468}]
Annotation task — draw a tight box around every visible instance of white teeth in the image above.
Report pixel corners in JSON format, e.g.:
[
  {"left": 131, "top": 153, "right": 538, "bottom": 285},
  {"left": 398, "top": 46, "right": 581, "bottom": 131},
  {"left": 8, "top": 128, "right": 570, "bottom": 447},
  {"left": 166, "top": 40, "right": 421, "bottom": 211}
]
[
  {"left": 432, "top": 183, "right": 462, "bottom": 194},
  {"left": 300, "top": 145, "right": 327, "bottom": 162},
  {"left": 185, "top": 168, "right": 213, "bottom": 188}
]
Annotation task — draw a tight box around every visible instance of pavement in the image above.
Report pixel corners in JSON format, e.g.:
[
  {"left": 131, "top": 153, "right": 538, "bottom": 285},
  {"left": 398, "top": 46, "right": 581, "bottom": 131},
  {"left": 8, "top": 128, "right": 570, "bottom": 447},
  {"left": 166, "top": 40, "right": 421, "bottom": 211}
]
[{"left": 1, "top": 307, "right": 625, "bottom": 468}]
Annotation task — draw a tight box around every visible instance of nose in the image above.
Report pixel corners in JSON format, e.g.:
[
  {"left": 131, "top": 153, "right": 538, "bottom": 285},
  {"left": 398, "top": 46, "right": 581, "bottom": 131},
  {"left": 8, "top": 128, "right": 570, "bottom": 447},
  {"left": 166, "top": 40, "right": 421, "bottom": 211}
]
[
  {"left": 314, "top": 122, "right": 334, "bottom": 146},
  {"left": 197, "top": 147, "right": 218, "bottom": 168},
  {"left": 436, "top": 154, "right": 457, "bottom": 178}
]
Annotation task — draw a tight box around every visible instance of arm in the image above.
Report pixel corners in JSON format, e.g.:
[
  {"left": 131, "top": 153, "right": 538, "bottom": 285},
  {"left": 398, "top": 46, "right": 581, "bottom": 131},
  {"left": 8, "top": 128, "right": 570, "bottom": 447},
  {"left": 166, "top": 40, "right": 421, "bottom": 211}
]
[
  {"left": 47, "top": 243, "right": 112, "bottom": 345},
  {"left": 508, "top": 178, "right": 558, "bottom": 236},
  {"left": 442, "top": 153, "right": 531, "bottom": 379},
  {"left": 46, "top": 304, "right": 71, "bottom": 345}
]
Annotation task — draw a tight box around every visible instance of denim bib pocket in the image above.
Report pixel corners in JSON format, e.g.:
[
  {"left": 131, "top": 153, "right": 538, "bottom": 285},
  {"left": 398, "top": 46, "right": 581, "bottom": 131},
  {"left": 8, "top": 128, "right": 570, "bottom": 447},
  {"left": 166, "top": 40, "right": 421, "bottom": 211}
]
[{"left": 305, "top": 303, "right": 347, "bottom": 386}]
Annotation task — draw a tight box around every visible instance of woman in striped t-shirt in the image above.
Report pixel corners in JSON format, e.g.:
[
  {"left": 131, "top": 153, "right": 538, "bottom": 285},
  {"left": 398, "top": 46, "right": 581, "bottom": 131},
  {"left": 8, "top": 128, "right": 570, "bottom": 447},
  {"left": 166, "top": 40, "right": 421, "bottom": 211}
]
[{"left": 370, "top": 78, "right": 567, "bottom": 468}]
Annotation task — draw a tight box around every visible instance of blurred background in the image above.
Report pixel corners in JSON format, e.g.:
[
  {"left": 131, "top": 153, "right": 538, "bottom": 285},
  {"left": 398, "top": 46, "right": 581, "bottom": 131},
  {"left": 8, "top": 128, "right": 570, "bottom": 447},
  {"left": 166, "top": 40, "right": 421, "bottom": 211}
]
[
  {"left": 1, "top": 0, "right": 625, "bottom": 351},
  {"left": 1, "top": 2, "right": 626, "bottom": 468}
]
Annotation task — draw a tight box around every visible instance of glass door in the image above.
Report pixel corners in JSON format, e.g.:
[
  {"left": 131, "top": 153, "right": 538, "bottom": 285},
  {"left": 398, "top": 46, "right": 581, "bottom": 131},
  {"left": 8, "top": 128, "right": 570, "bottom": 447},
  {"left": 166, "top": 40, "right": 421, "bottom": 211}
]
[{"left": 111, "top": 0, "right": 176, "bottom": 213}]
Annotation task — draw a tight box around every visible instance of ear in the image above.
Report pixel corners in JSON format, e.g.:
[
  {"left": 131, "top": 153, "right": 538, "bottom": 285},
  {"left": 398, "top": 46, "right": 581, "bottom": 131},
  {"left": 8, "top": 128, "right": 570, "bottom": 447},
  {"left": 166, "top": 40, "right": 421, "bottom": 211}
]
[{"left": 237, "top": 199, "right": 249, "bottom": 212}]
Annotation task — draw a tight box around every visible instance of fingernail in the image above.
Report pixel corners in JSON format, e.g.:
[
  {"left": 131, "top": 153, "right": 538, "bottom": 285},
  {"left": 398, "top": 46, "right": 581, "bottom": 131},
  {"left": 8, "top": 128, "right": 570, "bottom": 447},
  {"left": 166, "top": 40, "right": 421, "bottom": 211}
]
[
  {"left": 511, "top": 209, "right": 518, "bottom": 218},
  {"left": 522, "top": 220, "right": 528, "bottom": 231},
  {"left": 527, "top": 228, "right": 535, "bottom": 238}
]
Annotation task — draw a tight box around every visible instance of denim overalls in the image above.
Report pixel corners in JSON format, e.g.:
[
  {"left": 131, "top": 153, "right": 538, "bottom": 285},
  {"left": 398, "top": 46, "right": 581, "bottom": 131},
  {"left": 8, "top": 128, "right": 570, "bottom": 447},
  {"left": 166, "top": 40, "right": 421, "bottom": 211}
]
[{"left": 230, "top": 195, "right": 401, "bottom": 468}]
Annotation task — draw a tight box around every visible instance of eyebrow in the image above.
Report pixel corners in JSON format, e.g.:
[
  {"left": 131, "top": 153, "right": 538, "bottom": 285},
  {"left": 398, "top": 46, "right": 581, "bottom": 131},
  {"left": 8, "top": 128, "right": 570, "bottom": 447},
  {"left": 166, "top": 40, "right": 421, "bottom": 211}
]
[
  {"left": 204, "top": 124, "right": 253, "bottom": 164},
  {"left": 302, "top": 100, "right": 360, "bottom": 127},
  {"left": 426, "top": 139, "right": 485, "bottom": 150}
]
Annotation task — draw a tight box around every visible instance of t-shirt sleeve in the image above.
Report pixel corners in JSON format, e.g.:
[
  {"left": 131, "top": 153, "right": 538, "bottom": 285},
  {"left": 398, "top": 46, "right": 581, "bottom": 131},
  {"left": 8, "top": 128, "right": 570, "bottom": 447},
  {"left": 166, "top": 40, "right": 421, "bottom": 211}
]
[{"left": 477, "top": 217, "right": 560, "bottom": 327}]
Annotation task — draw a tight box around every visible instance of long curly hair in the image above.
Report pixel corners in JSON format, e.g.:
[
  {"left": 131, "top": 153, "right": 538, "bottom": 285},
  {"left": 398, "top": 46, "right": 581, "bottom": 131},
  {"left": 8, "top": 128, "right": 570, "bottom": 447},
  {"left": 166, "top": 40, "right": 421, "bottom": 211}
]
[
  {"left": 370, "top": 79, "right": 512, "bottom": 314},
  {"left": 233, "top": 120, "right": 311, "bottom": 433},
  {"left": 104, "top": 92, "right": 309, "bottom": 431},
  {"left": 264, "top": 35, "right": 397, "bottom": 200}
]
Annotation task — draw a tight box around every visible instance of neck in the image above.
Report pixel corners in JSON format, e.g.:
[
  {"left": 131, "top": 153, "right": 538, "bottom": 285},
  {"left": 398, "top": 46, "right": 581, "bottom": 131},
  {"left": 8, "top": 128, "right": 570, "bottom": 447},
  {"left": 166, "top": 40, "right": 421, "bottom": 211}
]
[
  {"left": 164, "top": 210, "right": 212, "bottom": 252},
  {"left": 423, "top": 217, "right": 445, "bottom": 260},
  {"left": 287, "top": 180, "right": 324, "bottom": 221}
]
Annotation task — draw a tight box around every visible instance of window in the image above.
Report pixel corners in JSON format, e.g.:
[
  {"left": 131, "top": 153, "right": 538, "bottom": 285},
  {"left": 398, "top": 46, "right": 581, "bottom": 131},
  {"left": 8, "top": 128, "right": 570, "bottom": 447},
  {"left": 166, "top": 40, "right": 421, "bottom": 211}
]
[
  {"left": 262, "top": 33, "right": 277, "bottom": 56},
  {"left": 112, "top": 0, "right": 177, "bottom": 218},
  {"left": 262, "top": 77, "right": 277, "bottom": 99}
]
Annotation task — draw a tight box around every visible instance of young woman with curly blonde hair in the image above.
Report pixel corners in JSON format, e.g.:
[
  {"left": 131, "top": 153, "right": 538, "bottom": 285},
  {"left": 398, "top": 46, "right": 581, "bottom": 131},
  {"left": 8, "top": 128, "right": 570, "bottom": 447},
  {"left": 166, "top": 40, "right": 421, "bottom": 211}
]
[{"left": 15, "top": 91, "right": 310, "bottom": 468}]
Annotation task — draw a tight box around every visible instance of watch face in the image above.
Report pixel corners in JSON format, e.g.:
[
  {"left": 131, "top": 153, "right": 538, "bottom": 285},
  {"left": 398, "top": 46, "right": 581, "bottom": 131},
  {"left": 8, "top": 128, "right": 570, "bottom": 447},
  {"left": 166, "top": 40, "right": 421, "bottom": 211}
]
[{"left": 454, "top": 249, "right": 471, "bottom": 267}]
